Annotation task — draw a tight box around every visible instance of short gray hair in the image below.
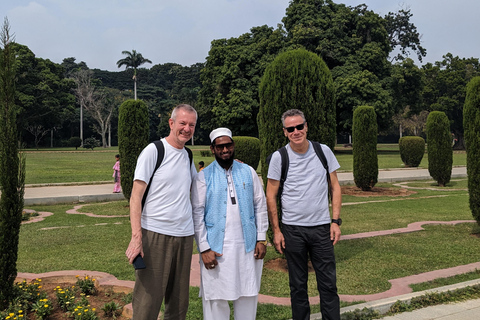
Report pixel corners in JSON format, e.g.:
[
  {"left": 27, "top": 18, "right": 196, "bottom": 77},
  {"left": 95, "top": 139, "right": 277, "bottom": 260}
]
[
  {"left": 281, "top": 109, "right": 306, "bottom": 127},
  {"left": 171, "top": 104, "right": 197, "bottom": 121}
]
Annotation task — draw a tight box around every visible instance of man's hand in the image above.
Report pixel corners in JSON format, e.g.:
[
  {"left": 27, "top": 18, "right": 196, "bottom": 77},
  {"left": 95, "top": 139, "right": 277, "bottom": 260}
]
[
  {"left": 201, "top": 250, "right": 223, "bottom": 270},
  {"left": 273, "top": 231, "right": 286, "bottom": 254},
  {"left": 330, "top": 223, "right": 341, "bottom": 245},
  {"left": 254, "top": 242, "right": 267, "bottom": 260},
  {"left": 125, "top": 236, "right": 143, "bottom": 264}
]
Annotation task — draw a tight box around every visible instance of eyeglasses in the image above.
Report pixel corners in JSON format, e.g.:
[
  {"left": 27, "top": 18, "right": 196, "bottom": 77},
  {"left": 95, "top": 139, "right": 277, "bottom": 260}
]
[
  {"left": 284, "top": 122, "right": 305, "bottom": 133},
  {"left": 214, "top": 142, "right": 234, "bottom": 150}
]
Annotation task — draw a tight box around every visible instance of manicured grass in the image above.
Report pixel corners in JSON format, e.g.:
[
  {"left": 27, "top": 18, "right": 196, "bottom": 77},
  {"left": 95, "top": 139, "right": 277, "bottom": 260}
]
[
  {"left": 18, "top": 182, "right": 479, "bottom": 306},
  {"left": 76, "top": 200, "right": 130, "bottom": 216},
  {"left": 23, "top": 146, "right": 466, "bottom": 184},
  {"left": 410, "top": 269, "right": 480, "bottom": 292},
  {"left": 404, "top": 178, "right": 468, "bottom": 189}
]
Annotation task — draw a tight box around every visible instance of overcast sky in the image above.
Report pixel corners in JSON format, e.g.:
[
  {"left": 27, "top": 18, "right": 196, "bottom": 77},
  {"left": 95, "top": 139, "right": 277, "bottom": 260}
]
[{"left": 1, "top": 0, "right": 478, "bottom": 71}]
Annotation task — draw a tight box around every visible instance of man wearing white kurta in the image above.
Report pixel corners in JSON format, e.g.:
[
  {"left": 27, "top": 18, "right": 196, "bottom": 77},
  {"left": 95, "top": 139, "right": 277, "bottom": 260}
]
[{"left": 191, "top": 127, "right": 268, "bottom": 320}]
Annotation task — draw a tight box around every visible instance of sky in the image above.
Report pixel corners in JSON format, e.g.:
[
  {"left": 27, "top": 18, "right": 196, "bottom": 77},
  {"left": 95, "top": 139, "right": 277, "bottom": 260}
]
[{"left": 0, "top": 0, "right": 478, "bottom": 71}]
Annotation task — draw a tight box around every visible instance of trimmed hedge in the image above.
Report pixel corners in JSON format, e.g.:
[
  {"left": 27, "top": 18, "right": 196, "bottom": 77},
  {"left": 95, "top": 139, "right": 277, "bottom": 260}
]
[
  {"left": 464, "top": 76, "right": 480, "bottom": 226},
  {"left": 399, "top": 136, "right": 425, "bottom": 167},
  {"left": 353, "top": 106, "right": 378, "bottom": 191},
  {"left": 232, "top": 136, "right": 261, "bottom": 170},
  {"left": 258, "top": 48, "right": 336, "bottom": 185},
  {"left": 118, "top": 99, "right": 149, "bottom": 201},
  {"left": 426, "top": 111, "right": 452, "bottom": 187}
]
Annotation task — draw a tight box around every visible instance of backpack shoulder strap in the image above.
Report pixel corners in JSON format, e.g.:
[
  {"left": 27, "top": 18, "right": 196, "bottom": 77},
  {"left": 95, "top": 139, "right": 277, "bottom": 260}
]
[
  {"left": 185, "top": 146, "right": 193, "bottom": 166},
  {"left": 142, "top": 140, "right": 165, "bottom": 210},
  {"left": 278, "top": 146, "right": 289, "bottom": 196},
  {"left": 311, "top": 141, "right": 332, "bottom": 201}
]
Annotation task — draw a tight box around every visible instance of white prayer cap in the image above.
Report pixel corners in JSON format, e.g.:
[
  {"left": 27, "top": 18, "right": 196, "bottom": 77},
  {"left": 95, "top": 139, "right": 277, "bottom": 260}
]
[{"left": 209, "top": 127, "right": 232, "bottom": 144}]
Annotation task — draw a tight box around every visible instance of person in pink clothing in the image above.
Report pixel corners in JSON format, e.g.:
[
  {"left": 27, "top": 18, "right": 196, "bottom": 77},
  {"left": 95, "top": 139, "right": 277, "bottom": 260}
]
[{"left": 113, "top": 154, "right": 121, "bottom": 193}]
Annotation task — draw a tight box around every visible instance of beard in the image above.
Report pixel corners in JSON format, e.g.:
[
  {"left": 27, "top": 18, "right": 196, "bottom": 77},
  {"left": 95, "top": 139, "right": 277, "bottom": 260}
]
[{"left": 215, "top": 151, "right": 235, "bottom": 169}]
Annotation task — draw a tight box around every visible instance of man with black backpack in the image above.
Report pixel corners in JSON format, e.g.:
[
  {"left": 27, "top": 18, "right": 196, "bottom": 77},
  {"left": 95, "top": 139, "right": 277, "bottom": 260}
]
[
  {"left": 125, "top": 104, "right": 197, "bottom": 320},
  {"left": 266, "top": 109, "right": 342, "bottom": 320}
]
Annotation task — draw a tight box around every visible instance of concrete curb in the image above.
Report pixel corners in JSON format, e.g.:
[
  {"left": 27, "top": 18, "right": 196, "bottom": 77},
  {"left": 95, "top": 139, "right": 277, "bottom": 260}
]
[{"left": 24, "top": 193, "right": 125, "bottom": 206}]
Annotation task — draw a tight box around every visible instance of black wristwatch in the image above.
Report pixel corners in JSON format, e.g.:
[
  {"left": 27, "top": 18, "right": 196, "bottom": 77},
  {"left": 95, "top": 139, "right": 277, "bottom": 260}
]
[{"left": 331, "top": 218, "right": 342, "bottom": 226}]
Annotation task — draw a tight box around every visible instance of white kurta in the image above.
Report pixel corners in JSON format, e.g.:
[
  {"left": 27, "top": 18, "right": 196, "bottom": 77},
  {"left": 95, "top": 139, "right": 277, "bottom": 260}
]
[{"left": 191, "top": 165, "right": 268, "bottom": 301}]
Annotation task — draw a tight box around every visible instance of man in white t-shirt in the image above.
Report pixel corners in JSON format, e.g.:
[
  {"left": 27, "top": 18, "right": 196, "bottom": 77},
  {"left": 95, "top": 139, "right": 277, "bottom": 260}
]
[
  {"left": 125, "top": 104, "right": 197, "bottom": 320},
  {"left": 191, "top": 127, "right": 268, "bottom": 320},
  {"left": 266, "top": 109, "right": 342, "bottom": 320}
]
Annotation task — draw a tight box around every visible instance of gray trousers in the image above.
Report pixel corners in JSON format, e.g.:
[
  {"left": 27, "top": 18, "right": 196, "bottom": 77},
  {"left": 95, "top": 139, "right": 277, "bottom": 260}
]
[{"left": 132, "top": 229, "right": 194, "bottom": 320}]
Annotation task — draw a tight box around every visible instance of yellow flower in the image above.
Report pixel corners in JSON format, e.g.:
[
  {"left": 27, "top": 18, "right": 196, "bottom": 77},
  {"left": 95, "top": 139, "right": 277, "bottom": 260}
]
[
  {"left": 92, "top": 308, "right": 96, "bottom": 311},
  {"left": 9, "top": 313, "right": 14, "bottom": 316},
  {"left": 19, "top": 315, "right": 23, "bottom": 318},
  {"left": 38, "top": 286, "right": 42, "bottom": 288},
  {"left": 84, "top": 309, "right": 88, "bottom": 312},
  {"left": 18, "top": 310, "right": 23, "bottom": 314},
  {"left": 77, "top": 313, "right": 81, "bottom": 316},
  {"left": 85, "top": 276, "right": 89, "bottom": 279},
  {"left": 76, "top": 275, "right": 79, "bottom": 278},
  {"left": 44, "top": 304, "right": 49, "bottom": 308}
]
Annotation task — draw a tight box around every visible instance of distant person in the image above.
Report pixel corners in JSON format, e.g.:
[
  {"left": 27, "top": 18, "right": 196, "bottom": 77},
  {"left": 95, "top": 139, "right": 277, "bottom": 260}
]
[
  {"left": 125, "top": 104, "right": 197, "bottom": 320},
  {"left": 198, "top": 160, "right": 205, "bottom": 171},
  {"left": 191, "top": 127, "right": 268, "bottom": 320},
  {"left": 266, "top": 109, "right": 342, "bottom": 320},
  {"left": 113, "top": 154, "right": 121, "bottom": 193}
]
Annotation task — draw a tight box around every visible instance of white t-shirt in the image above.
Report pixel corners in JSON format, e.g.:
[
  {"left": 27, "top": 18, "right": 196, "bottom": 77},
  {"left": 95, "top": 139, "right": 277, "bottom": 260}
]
[
  {"left": 134, "top": 138, "right": 197, "bottom": 237},
  {"left": 267, "top": 141, "right": 340, "bottom": 226}
]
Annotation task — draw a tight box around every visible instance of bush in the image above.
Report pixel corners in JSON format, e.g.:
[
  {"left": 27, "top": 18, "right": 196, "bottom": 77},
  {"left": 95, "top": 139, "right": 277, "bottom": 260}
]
[
  {"left": 426, "top": 111, "right": 452, "bottom": 187},
  {"left": 258, "top": 48, "right": 336, "bottom": 184},
  {"left": 464, "top": 76, "right": 480, "bottom": 226},
  {"left": 399, "top": 136, "right": 425, "bottom": 167},
  {"left": 69, "top": 137, "right": 83, "bottom": 150},
  {"left": 118, "top": 99, "right": 149, "bottom": 201},
  {"left": 200, "top": 150, "right": 212, "bottom": 157},
  {"left": 353, "top": 106, "right": 378, "bottom": 191},
  {"left": 83, "top": 137, "right": 100, "bottom": 150},
  {"left": 232, "top": 136, "right": 261, "bottom": 170}
]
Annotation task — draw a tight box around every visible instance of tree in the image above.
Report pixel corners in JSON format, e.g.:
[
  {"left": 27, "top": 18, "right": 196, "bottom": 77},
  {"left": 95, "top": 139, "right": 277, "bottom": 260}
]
[
  {"left": 426, "top": 111, "right": 452, "bottom": 187},
  {"left": 384, "top": 8, "right": 427, "bottom": 62},
  {"left": 399, "top": 136, "right": 425, "bottom": 167},
  {"left": 72, "top": 70, "right": 121, "bottom": 147},
  {"left": 353, "top": 106, "right": 378, "bottom": 191},
  {"left": 463, "top": 76, "right": 480, "bottom": 225},
  {"left": 198, "top": 25, "right": 286, "bottom": 137},
  {"left": 422, "top": 53, "right": 480, "bottom": 149},
  {"left": 0, "top": 18, "right": 26, "bottom": 309},
  {"left": 258, "top": 48, "right": 336, "bottom": 181},
  {"left": 118, "top": 99, "right": 149, "bottom": 201},
  {"left": 116, "top": 50, "right": 152, "bottom": 100}
]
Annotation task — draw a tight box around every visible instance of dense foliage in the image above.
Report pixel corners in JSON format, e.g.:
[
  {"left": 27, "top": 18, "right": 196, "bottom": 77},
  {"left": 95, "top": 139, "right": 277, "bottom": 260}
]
[
  {"left": 0, "top": 19, "right": 26, "bottom": 309},
  {"left": 353, "top": 106, "right": 378, "bottom": 191},
  {"left": 118, "top": 99, "right": 149, "bottom": 201},
  {"left": 258, "top": 48, "right": 336, "bottom": 182},
  {"left": 399, "top": 136, "right": 425, "bottom": 167},
  {"left": 232, "top": 136, "right": 261, "bottom": 170},
  {"left": 463, "top": 76, "right": 480, "bottom": 225},
  {"left": 426, "top": 111, "right": 452, "bottom": 186}
]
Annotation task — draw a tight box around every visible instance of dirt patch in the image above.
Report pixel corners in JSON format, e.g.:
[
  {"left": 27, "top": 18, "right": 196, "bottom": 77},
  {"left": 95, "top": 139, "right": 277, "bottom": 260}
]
[
  {"left": 265, "top": 258, "right": 315, "bottom": 273},
  {"left": 341, "top": 185, "right": 416, "bottom": 197},
  {"left": 20, "top": 280, "right": 130, "bottom": 320}
]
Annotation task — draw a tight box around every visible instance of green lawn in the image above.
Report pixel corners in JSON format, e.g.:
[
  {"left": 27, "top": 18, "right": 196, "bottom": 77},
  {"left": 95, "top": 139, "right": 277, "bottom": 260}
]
[
  {"left": 22, "top": 145, "right": 466, "bottom": 184},
  {"left": 17, "top": 179, "right": 479, "bottom": 319}
]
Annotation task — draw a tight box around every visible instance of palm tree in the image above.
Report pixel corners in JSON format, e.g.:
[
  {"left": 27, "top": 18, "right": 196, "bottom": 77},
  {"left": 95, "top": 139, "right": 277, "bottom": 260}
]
[{"left": 116, "top": 50, "right": 152, "bottom": 100}]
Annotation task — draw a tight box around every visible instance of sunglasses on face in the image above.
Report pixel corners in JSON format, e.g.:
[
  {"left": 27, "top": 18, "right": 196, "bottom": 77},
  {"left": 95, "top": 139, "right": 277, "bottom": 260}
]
[
  {"left": 214, "top": 142, "right": 234, "bottom": 150},
  {"left": 284, "top": 122, "right": 305, "bottom": 133}
]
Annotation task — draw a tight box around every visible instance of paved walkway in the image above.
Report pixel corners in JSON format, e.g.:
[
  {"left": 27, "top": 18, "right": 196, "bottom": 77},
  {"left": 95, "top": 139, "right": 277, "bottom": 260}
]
[{"left": 17, "top": 165, "right": 480, "bottom": 319}]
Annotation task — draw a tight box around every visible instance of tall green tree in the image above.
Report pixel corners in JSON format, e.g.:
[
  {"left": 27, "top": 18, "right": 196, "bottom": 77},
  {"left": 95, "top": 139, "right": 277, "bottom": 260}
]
[
  {"left": 116, "top": 50, "right": 152, "bottom": 100},
  {"left": 423, "top": 53, "right": 480, "bottom": 149},
  {"left": 463, "top": 76, "right": 480, "bottom": 226},
  {"left": 353, "top": 106, "right": 378, "bottom": 191},
  {"left": 258, "top": 48, "right": 335, "bottom": 180},
  {"left": 426, "top": 111, "right": 452, "bottom": 187},
  {"left": 0, "top": 18, "right": 26, "bottom": 309},
  {"left": 118, "top": 99, "right": 149, "bottom": 201},
  {"left": 198, "top": 25, "right": 286, "bottom": 137}
]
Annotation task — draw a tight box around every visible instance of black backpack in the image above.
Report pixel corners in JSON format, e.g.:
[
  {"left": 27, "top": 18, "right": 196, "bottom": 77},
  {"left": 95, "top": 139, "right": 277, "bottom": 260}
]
[
  {"left": 141, "top": 140, "right": 193, "bottom": 210},
  {"left": 267, "top": 141, "right": 331, "bottom": 202}
]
